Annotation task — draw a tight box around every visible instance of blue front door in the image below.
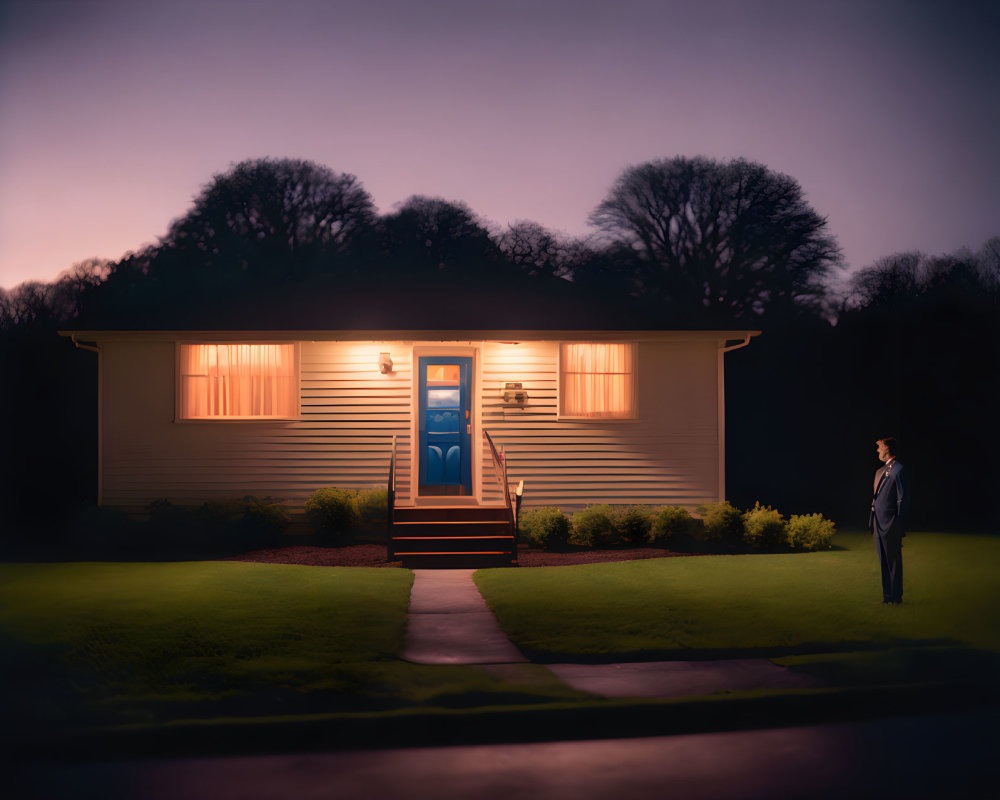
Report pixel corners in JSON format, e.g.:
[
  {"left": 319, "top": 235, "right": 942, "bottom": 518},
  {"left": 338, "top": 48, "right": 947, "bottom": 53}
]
[{"left": 418, "top": 356, "right": 472, "bottom": 495}]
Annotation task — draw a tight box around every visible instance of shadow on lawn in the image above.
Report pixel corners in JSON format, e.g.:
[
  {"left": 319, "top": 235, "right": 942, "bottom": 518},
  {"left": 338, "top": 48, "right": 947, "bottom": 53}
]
[
  {"left": 775, "top": 645, "right": 1000, "bottom": 688},
  {"left": 518, "top": 638, "right": 961, "bottom": 664}
]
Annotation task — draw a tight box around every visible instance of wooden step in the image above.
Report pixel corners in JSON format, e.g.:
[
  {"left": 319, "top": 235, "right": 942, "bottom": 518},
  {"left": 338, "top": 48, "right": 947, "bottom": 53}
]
[
  {"left": 391, "top": 520, "right": 511, "bottom": 537},
  {"left": 392, "top": 535, "right": 515, "bottom": 553},
  {"left": 389, "top": 505, "right": 517, "bottom": 567},
  {"left": 393, "top": 506, "right": 509, "bottom": 523}
]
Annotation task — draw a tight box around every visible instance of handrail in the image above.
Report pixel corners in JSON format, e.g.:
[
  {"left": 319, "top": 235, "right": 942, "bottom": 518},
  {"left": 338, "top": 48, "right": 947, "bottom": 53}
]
[
  {"left": 483, "top": 428, "right": 505, "bottom": 492},
  {"left": 483, "top": 428, "right": 517, "bottom": 552},
  {"left": 386, "top": 434, "right": 396, "bottom": 561}
]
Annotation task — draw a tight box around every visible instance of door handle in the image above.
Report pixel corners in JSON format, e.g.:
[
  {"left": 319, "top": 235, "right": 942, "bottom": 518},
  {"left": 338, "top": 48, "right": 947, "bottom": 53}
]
[{"left": 466, "top": 424, "right": 472, "bottom": 435}]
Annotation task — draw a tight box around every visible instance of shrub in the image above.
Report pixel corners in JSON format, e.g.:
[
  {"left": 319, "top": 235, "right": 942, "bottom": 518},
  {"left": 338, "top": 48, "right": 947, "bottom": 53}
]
[
  {"left": 193, "top": 499, "right": 245, "bottom": 553},
  {"left": 305, "top": 488, "right": 359, "bottom": 542},
  {"left": 695, "top": 501, "right": 743, "bottom": 546},
  {"left": 356, "top": 488, "right": 389, "bottom": 525},
  {"left": 146, "top": 498, "right": 194, "bottom": 532},
  {"left": 787, "top": 513, "right": 837, "bottom": 551},
  {"left": 177, "top": 496, "right": 287, "bottom": 553},
  {"left": 570, "top": 504, "right": 621, "bottom": 548},
  {"left": 70, "top": 505, "right": 140, "bottom": 557},
  {"left": 610, "top": 505, "right": 653, "bottom": 545},
  {"left": 235, "top": 495, "right": 289, "bottom": 543},
  {"left": 648, "top": 505, "right": 694, "bottom": 547},
  {"left": 145, "top": 499, "right": 203, "bottom": 553},
  {"left": 518, "top": 507, "right": 571, "bottom": 549},
  {"left": 741, "top": 502, "right": 786, "bottom": 551},
  {"left": 196, "top": 499, "right": 245, "bottom": 529}
]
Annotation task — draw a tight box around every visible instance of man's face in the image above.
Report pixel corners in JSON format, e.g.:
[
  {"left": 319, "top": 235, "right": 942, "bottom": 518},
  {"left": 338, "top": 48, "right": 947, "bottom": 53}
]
[{"left": 876, "top": 441, "right": 890, "bottom": 462}]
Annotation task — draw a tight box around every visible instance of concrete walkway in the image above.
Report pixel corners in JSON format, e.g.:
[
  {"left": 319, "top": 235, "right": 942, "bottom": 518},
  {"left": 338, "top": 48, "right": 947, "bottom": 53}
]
[
  {"left": 548, "top": 658, "right": 821, "bottom": 698},
  {"left": 402, "top": 569, "right": 528, "bottom": 664},
  {"left": 401, "top": 568, "right": 820, "bottom": 696}
]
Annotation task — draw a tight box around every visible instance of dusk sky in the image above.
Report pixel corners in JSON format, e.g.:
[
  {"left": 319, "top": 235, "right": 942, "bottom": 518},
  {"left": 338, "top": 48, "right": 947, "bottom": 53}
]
[{"left": 1, "top": 0, "right": 997, "bottom": 290}]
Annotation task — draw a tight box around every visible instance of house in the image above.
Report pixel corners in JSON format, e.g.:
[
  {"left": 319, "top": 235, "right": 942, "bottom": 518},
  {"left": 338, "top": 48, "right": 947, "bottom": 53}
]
[{"left": 59, "top": 323, "right": 758, "bottom": 565}]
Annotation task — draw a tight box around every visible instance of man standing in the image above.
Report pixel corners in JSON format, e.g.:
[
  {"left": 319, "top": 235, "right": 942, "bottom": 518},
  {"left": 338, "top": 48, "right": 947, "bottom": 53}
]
[{"left": 869, "top": 437, "right": 910, "bottom": 604}]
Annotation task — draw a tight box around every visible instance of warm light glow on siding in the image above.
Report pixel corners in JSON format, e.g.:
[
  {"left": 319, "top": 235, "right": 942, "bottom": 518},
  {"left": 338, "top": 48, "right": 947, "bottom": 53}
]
[
  {"left": 560, "top": 343, "right": 635, "bottom": 418},
  {"left": 179, "top": 344, "right": 297, "bottom": 419}
]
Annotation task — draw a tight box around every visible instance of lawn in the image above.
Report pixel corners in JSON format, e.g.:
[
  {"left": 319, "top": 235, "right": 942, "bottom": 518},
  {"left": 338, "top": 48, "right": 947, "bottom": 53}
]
[
  {"left": 4, "top": 531, "right": 999, "bottom": 749},
  {"left": 474, "top": 531, "right": 1000, "bottom": 659},
  {"left": 0, "top": 561, "right": 585, "bottom": 737}
]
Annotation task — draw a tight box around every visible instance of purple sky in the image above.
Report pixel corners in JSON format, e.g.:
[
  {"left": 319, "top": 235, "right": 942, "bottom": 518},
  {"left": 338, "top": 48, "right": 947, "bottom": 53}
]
[{"left": 1, "top": 0, "right": 997, "bottom": 290}]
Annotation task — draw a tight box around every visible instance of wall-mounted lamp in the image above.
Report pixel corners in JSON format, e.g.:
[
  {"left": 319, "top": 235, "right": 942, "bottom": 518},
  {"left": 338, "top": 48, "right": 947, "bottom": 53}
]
[{"left": 378, "top": 352, "right": 393, "bottom": 374}]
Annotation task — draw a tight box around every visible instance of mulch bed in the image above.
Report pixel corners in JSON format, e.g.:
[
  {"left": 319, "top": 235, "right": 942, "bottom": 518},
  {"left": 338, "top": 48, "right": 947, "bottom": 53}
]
[{"left": 223, "top": 544, "right": 698, "bottom": 567}]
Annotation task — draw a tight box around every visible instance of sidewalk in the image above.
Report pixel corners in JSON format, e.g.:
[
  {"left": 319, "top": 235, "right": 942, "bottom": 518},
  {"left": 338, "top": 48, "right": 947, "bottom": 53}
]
[
  {"left": 403, "top": 569, "right": 528, "bottom": 664},
  {"left": 29, "top": 711, "right": 999, "bottom": 800},
  {"left": 402, "top": 568, "right": 820, "bottom": 697}
]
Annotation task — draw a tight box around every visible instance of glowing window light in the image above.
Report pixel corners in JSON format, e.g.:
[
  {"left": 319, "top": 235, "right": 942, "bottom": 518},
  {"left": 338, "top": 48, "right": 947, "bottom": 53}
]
[
  {"left": 560, "top": 343, "right": 635, "bottom": 418},
  {"left": 179, "top": 344, "right": 297, "bottom": 419},
  {"left": 426, "top": 364, "right": 460, "bottom": 386}
]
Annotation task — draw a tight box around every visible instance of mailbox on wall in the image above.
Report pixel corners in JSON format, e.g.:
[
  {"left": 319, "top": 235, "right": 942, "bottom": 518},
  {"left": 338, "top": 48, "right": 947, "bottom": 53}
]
[{"left": 502, "top": 382, "right": 527, "bottom": 406}]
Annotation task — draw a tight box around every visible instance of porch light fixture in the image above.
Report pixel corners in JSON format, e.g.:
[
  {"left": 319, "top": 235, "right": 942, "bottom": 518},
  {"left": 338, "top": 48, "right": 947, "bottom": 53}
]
[{"left": 378, "top": 352, "right": 393, "bottom": 374}]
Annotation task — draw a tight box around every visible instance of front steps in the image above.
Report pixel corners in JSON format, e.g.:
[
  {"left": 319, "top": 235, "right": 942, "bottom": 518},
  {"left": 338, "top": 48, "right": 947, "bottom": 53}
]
[{"left": 390, "top": 505, "right": 517, "bottom": 568}]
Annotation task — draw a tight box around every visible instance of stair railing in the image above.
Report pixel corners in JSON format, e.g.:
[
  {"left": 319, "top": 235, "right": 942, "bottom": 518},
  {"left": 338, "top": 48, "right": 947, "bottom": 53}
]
[
  {"left": 386, "top": 434, "right": 396, "bottom": 561},
  {"left": 483, "top": 428, "right": 518, "bottom": 550}
]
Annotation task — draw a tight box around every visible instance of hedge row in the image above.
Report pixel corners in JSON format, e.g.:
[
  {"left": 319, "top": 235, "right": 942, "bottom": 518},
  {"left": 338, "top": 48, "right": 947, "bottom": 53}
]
[
  {"left": 518, "top": 501, "right": 836, "bottom": 553},
  {"left": 62, "top": 495, "right": 292, "bottom": 558},
  {"left": 52, "top": 488, "right": 390, "bottom": 558},
  {"left": 303, "top": 487, "right": 388, "bottom": 542},
  {"left": 42, "top": 491, "right": 830, "bottom": 559}
]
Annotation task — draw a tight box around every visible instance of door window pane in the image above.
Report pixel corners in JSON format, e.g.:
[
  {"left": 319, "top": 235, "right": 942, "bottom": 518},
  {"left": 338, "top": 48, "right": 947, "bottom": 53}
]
[
  {"left": 426, "top": 388, "right": 460, "bottom": 408},
  {"left": 427, "top": 364, "right": 460, "bottom": 385}
]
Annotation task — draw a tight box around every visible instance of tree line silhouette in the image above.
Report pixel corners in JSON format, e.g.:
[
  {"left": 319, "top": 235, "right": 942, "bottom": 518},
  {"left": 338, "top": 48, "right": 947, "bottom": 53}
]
[{"left": 2, "top": 157, "right": 997, "bottom": 541}]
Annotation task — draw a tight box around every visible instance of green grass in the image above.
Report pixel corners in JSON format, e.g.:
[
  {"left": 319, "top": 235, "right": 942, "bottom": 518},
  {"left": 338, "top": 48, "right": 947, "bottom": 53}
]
[
  {"left": 474, "top": 531, "right": 1000, "bottom": 658},
  {"left": 0, "top": 561, "right": 587, "bottom": 733},
  {"left": 0, "top": 561, "right": 413, "bottom": 662},
  {"left": 4, "top": 532, "right": 999, "bottom": 746}
]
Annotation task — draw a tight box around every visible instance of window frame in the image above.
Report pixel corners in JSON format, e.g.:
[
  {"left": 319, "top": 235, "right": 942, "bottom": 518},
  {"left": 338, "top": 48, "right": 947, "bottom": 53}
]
[
  {"left": 557, "top": 341, "right": 639, "bottom": 421},
  {"left": 174, "top": 341, "right": 301, "bottom": 422}
]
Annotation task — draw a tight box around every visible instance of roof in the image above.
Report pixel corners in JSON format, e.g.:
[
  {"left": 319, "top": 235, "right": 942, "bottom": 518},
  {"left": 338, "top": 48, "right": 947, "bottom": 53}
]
[
  {"left": 68, "top": 270, "right": 763, "bottom": 333},
  {"left": 59, "top": 329, "right": 761, "bottom": 343}
]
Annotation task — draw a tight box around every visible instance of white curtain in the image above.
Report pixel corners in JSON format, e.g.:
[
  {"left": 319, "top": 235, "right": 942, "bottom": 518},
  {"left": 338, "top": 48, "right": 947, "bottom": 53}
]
[
  {"left": 180, "top": 344, "right": 296, "bottom": 418},
  {"left": 561, "top": 343, "right": 635, "bottom": 418}
]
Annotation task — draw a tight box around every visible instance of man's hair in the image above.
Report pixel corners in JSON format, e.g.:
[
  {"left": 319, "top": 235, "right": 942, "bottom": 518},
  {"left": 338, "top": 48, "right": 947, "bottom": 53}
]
[{"left": 878, "top": 437, "right": 899, "bottom": 457}]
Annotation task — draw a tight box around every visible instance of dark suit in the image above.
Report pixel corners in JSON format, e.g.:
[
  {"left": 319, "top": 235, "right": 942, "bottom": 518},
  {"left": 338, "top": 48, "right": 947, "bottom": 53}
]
[{"left": 869, "top": 458, "right": 910, "bottom": 603}]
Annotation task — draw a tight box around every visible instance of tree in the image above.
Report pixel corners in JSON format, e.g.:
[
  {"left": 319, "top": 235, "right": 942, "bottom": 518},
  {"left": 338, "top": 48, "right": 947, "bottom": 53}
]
[
  {"left": 978, "top": 237, "right": 1000, "bottom": 287},
  {"left": 46, "top": 258, "right": 112, "bottom": 322},
  {"left": 160, "top": 158, "right": 377, "bottom": 283},
  {"left": 589, "top": 156, "right": 841, "bottom": 320},
  {"left": 845, "top": 252, "right": 923, "bottom": 310},
  {"left": 844, "top": 240, "right": 1000, "bottom": 311},
  {"left": 0, "top": 281, "right": 56, "bottom": 331},
  {"left": 382, "top": 195, "right": 499, "bottom": 274},
  {"left": 496, "top": 220, "right": 575, "bottom": 279}
]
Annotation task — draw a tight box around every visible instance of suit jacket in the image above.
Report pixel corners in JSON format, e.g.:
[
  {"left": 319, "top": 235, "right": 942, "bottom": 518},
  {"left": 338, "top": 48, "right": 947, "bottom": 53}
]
[{"left": 869, "top": 459, "right": 910, "bottom": 539}]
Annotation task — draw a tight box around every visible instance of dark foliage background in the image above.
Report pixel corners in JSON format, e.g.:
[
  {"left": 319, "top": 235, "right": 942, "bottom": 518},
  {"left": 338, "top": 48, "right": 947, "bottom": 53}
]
[{"left": 2, "top": 157, "right": 997, "bottom": 547}]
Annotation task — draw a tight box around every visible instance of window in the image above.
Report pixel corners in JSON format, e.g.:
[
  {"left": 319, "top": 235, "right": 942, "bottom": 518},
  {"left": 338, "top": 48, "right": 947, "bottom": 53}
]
[
  {"left": 179, "top": 344, "right": 297, "bottom": 419},
  {"left": 560, "top": 343, "right": 636, "bottom": 418}
]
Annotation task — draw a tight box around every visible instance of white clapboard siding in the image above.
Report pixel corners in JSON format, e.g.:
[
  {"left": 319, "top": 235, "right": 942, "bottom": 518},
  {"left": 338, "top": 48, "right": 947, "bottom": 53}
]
[
  {"left": 100, "top": 340, "right": 414, "bottom": 509},
  {"left": 96, "top": 333, "right": 731, "bottom": 513},
  {"left": 479, "top": 340, "right": 720, "bottom": 511}
]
